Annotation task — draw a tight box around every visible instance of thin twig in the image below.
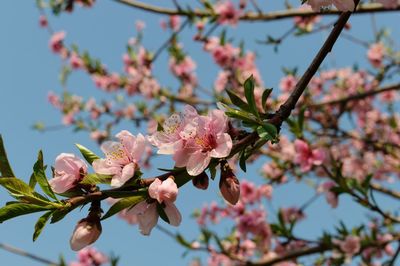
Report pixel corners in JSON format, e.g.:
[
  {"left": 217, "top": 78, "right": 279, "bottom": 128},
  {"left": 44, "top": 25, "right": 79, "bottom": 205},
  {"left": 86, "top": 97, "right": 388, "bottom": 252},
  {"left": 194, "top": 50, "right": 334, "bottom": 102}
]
[
  {"left": 0, "top": 243, "right": 60, "bottom": 266},
  {"left": 114, "top": 1, "right": 400, "bottom": 22}
]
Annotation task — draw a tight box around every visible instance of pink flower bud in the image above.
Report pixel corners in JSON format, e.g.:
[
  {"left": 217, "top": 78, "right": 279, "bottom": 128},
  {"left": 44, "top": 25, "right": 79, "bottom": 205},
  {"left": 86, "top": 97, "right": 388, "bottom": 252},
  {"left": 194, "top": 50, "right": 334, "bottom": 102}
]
[
  {"left": 70, "top": 217, "right": 102, "bottom": 251},
  {"left": 339, "top": 235, "right": 361, "bottom": 256},
  {"left": 219, "top": 163, "right": 240, "bottom": 205},
  {"left": 148, "top": 177, "right": 178, "bottom": 203},
  {"left": 192, "top": 172, "right": 209, "bottom": 190}
]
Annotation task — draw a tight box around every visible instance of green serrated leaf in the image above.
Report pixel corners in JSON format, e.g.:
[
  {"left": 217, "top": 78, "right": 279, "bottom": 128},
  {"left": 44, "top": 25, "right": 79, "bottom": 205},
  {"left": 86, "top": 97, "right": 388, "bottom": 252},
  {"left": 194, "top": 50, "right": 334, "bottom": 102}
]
[
  {"left": 298, "top": 106, "right": 306, "bottom": 132},
  {"left": 33, "top": 210, "right": 53, "bottom": 241},
  {"left": 75, "top": 143, "right": 100, "bottom": 165},
  {"left": 0, "top": 135, "right": 15, "bottom": 177},
  {"left": 244, "top": 75, "right": 260, "bottom": 119},
  {"left": 101, "top": 192, "right": 146, "bottom": 220},
  {"left": 80, "top": 173, "right": 111, "bottom": 186},
  {"left": 50, "top": 208, "right": 72, "bottom": 224},
  {"left": 33, "top": 151, "right": 58, "bottom": 201},
  {"left": 261, "top": 88, "right": 273, "bottom": 113},
  {"left": 226, "top": 90, "right": 251, "bottom": 112},
  {"left": 0, "top": 203, "right": 48, "bottom": 223}
]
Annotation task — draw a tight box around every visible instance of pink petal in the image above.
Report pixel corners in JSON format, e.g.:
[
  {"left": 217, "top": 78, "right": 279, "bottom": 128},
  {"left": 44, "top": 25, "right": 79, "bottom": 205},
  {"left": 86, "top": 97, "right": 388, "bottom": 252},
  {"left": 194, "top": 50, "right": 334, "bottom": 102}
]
[
  {"left": 111, "top": 162, "right": 135, "bottom": 187},
  {"left": 312, "top": 149, "right": 325, "bottom": 165},
  {"left": 333, "top": 0, "right": 355, "bottom": 11},
  {"left": 148, "top": 178, "right": 162, "bottom": 200},
  {"left": 49, "top": 173, "right": 76, "bottom": 194},
  {"left": 209, "top": 133, "right": 232, "bottom": 158},
  {"left": 186, "top": 151, "right": 211, "bottom": 176},
  {"left": 294, "top": 139, "right": 310, "bottom": 154},
  {"left": 137, "top": 202, "right": 158, "bottom": 235},
  {"left": 92, "top": 159, "right": 120, "bottom": 175},
  {"left": 164, "top": 202, "right": 182, "bottom": 226}
]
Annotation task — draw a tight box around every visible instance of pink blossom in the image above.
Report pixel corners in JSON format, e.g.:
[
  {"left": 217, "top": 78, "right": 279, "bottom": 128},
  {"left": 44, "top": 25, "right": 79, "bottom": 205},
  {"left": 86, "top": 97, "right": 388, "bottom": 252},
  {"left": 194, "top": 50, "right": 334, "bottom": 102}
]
[
  {"left": 367, "top": 43, "right": 385, "bottom": 68},
  {"left": 49, "top": 31, "right": 66, "bottom": 54},
  {"left": 294, "top": 139, "right": 325, "bottom": 172},
  {"left": 215, "top": 1, "right": 242, "bottom": 26},
  {"left": 135, "top": 20, "right": 145, "bottom": 31},
  {"left": 279, "top": 75, "right": 297, "bottom": 93},
  {"left": 70, "top": 52, "right": 84, "bottom": 69},
  {"left": 338, "top": 235, "right": 361, "bottom": 255},
  {"left": 70, "top": 247, "right": 108, "bottom": 266},
  {"left": 169, "top": 15, "right": 181, "bottom": 31},
  {"left": 39, "top": 15, "right": 48, "bottom": 28},
  {"left": 293, "top": 6, "right": 321, "bottom": 32},
  {"left": 93, "top": 130, "right": 146, "bottom": 187},
  {"left": 70, "top": 219, "right": 102, "bottom": 251},
  {"left": 176, "top": 109, "right": 233, "bottom": 176},
  {"left": 49, "top": 153, "right": 87, "bottom": 194},
  {"left": 131, "top": 178, "right": 181, "bottom": 235},
  {"left": 47, "top": 91, "right": 61, "bottom": 108},
  {"left": 214, "top": 71, "right": 230, "bottom": 92},
  {"left": 150, "top": 105, "right": 199, "bottom": 155}
]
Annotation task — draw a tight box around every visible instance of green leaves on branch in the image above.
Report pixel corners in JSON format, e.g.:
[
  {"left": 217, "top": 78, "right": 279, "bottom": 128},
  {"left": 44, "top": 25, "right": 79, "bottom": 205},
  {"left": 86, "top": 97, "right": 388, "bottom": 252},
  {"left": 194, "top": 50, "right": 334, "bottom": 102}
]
[
  {"left": 286, "top": 106, "right": 306, "bottom": 138},
  {"left": 75, "top": 143, "right": 100, "bottom": 165},
  {"left": 80, "top": 173, "right": 112, "bottom": 186},
  {"left": 33, "top": 151, "right": 58, "bottom": 201},
  {"left": 0, "top": 203, "right": 50, "bottom": 223},
  {"left": 0, "top": 134, "right": 15, "bottom": 177}
]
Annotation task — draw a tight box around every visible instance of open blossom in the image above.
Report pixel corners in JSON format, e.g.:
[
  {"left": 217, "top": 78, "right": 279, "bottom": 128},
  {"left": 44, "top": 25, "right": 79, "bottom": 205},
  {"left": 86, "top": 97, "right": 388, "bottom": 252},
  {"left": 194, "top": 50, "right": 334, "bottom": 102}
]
[
  {"left": 214, "top": 1, "right": 242, "bottom": 26},
  {"left": 49, "top": 153, "right": 87, "bottom": 193},
  {"left": 294, "top": 139, "right": 325, "bottom": 172},
  {"left": 93, "top": 130, "right": 146, "bottom": 187},
  {"left": 338, "top": 235, "right": 361, "bottom": 256},
  {"left": 307, "top": 0, "right": 355, "bottom": 11},
  {"left": 175, "top": 109, "right": 233, "bottom": 176},
  {"left": 131, "top": 178, "right": 181, "bottom": 235},
  {"left": 367, "top": 43, "right": 385, "bottom": 68}
]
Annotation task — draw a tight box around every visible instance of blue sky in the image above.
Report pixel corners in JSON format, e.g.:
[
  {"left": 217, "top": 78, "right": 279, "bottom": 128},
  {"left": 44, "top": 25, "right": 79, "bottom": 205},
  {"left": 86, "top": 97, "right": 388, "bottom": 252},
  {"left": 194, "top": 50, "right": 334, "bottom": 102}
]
[{"left": 0, "top": 1, "right": 399, "bottom": 265}]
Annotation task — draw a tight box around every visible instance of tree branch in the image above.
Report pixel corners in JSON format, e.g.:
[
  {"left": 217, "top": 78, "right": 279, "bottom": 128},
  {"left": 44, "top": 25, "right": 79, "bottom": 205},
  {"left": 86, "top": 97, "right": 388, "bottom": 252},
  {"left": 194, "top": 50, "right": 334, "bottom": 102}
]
[
  {"left": 0, "top": 243, "right": 59, "bottom": 266},
  {"left": 310, "top": 83, "right": 400, "bottom": 108},
  {"left": 114, "top": 1, "right": 399, "bottom": 22},
  {"left": 269, "top": 3, "right": 359, "bottom": 130}
]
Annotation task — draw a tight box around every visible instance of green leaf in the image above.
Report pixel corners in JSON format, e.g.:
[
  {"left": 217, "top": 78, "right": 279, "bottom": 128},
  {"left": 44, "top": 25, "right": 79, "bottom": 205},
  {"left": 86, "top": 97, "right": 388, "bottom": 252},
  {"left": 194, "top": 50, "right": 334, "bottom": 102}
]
[
  {"left": 261, "top": 88, "right": 273, "bottom": 113},
  {"left": 298, "top": 106, "right": 306, "bottom": 132},
  {"left": 75, "top": 143, "right": 100, "bottom": 165},
  {"left": 50, "top": 208, "right": 72, "bottom": 224},
  {"left": 33, "top": 210, "right": 53, "bottom": 241},
  {"left": 28, "top": 173, "right": 37, "bottom": 189},
  {"left": 257, "top": 124, "right": 278, "bottom": 141},
  {"left": 226, "top": 90, "right": 251, "bottom": 112},
  {"left": 0, "top": 135, "right": 15, "bottom": 177},
  {"left": 157, "top": 203, "right": 170, "bottom": 224},
  {"left": 176, "top": 233, "right": 193, "bottom": 248},
  {"left": 80, "top": 173, "right": 112, "bottom": 186},
  {"left": 33, "top": 151, "right": 58, "bottom": 201},
  {"left": 101, "top": 192, "right": 147, "bottom": 220},
  {"left": 244, "top": 75, "right": 259, "bottom": 119},
  {"left": 0, "top": 177, "right": 33, "bottom": 195},
  {"left": 0, "top": 203, "right": 48, "bottom": 223}
]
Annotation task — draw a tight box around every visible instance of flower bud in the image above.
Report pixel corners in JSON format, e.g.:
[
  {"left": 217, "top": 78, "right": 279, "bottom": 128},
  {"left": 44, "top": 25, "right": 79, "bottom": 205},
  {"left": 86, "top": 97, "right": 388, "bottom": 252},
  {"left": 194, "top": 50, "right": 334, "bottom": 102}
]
[
  {"left": 219, "top": 162, "right": 240, "bottom": 205},
  {"left": 192, "top": 172, "right": 209, "bottom": 190},
  {"left": 70, "top": 207, "right": 102, "bottom": 251}
]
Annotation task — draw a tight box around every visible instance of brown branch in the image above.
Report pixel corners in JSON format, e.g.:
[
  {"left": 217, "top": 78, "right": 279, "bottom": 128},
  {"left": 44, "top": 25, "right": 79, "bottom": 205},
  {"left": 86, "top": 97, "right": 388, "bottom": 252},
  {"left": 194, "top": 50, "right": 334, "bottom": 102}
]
[
  {"left": 310, "top": 83, "right": 400, "bottom": 108},
  {"left": 269, "top": 4, "right": 359, "bottom": 130},
  {"left": 114, "top": 1, "right": 400, "bottom": 22},
  {"left": 371, "top": 183, "right": 400, "bottom": 200},
  {"left": 246, "top": 244, "right": 330, "bottom": 266}
]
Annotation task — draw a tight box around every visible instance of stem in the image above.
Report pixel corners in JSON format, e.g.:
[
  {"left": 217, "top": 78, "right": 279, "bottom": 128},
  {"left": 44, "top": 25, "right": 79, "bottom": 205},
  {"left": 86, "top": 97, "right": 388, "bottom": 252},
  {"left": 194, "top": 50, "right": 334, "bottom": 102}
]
[
  {"left": 0, "top": 243, "right": 59, "bottom": 266},
  {"left": 114, "top": 1, "right": 400, "bottom": 22},
  {"left": 269, "top": 3, "right": 360, "bottom": 130}
]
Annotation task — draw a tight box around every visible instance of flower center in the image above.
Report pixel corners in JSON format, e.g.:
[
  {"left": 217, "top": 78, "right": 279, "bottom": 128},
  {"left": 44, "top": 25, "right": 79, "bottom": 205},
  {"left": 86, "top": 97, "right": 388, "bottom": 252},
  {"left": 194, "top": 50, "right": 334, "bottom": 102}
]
[{"left": 195, "top": 134, "right": 217, "bottom": 152}]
